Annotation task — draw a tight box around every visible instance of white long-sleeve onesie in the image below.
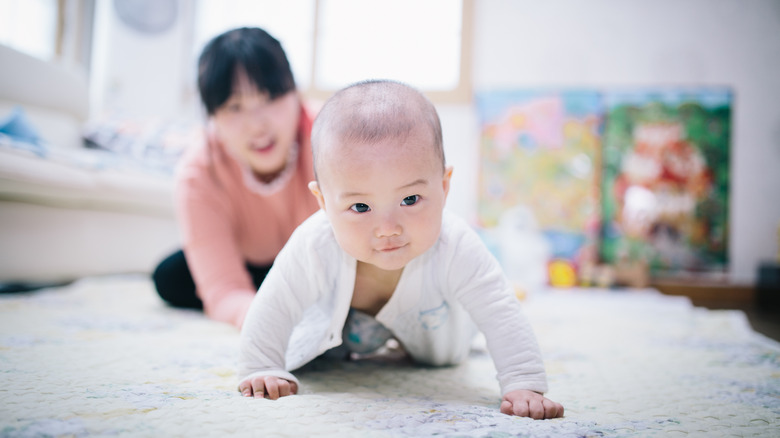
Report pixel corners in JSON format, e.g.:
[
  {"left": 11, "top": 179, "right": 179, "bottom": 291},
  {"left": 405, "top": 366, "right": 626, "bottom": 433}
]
[{"left": 238, "top": 210, "right": 548, "bottom": 395}]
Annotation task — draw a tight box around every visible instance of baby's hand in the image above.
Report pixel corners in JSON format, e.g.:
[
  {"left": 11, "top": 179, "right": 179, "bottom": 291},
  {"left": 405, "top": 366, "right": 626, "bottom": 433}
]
[
  {"left": 500, "top": 389, "right": 564, "bottom": 419},
  {"left": 239, "top": 375, "right": 298, "bottom": 400}
]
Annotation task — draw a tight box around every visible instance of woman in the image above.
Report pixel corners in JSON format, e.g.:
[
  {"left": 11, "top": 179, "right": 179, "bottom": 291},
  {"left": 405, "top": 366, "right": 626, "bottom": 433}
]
[{"left": 153, "top": 27, "right": 319, "bottom": 328}]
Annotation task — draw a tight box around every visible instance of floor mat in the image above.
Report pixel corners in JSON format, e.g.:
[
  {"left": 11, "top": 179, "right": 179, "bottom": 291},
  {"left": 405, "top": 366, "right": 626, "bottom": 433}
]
[{"left": 1, "top": 275, "right": 778, "bottom": 437}]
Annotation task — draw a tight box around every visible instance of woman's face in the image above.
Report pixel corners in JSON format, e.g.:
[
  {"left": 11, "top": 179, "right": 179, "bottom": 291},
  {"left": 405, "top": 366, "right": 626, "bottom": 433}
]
[{"left": 212, "top": 67, "right": 300, "bottom": 180}]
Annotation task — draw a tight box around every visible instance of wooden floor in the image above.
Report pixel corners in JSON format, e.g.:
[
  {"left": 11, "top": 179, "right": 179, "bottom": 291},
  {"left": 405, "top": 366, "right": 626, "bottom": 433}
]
[
  {"left": 741, "top": 307, "right": 780, "bottom": 342},
  {"left": 653, "top": 280, "right": 780, "bottom": 343}
]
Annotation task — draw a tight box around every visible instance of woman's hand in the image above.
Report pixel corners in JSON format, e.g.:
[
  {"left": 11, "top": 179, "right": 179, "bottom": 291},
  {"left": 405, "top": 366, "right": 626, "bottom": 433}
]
[
  {"left": 500, "top": 389, "right": 564, "bottom": 419},
  {"left": 239, "top": 375, "right": 298, "bottom": 400}
]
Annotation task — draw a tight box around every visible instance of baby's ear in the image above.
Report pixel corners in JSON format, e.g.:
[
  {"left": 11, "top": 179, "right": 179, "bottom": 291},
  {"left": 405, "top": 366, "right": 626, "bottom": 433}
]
[
  {"left": 442, "top": 166, "right": 454, "bottom": 198},
  {"left": 308, "top": 181, "right": 327, "bottom": 211}
]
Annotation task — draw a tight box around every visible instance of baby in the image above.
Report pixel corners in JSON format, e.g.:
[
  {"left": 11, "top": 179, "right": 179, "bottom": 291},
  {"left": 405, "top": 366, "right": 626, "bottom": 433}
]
[{"left": 237, "top": 80, "right": 564, "bottom": 419}]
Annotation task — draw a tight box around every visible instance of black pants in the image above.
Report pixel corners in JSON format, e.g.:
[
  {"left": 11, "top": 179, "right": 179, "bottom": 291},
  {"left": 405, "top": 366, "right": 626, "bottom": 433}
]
[{"left": 152, "top": 250, "right": 272, "bottom": 310}]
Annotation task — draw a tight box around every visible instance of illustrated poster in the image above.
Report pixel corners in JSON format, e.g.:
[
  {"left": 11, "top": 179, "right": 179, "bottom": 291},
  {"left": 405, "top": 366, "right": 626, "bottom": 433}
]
[
  {"left": 599, "top": 88, "right": 731, "bottom": 277},
  {"left": 476, "top": 90, "right": 603, "bottom": 266}
]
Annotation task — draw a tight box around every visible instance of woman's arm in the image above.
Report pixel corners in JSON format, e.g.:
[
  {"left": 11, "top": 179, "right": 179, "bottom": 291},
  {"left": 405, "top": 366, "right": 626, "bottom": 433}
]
[{"left": 176, "top": 168, "right": 256, "bottom": 328}]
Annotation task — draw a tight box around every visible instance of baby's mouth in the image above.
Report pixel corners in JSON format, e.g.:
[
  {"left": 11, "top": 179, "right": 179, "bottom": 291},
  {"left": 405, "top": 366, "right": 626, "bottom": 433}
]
[{"left": 377, "top": 243, "right": 407, "bottom": 252}]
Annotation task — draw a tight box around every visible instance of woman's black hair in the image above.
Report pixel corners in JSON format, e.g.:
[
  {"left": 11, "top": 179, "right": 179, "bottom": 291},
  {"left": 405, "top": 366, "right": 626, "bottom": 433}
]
[{"left": 197, "top": 27, "right": 296, "bottom": 115}]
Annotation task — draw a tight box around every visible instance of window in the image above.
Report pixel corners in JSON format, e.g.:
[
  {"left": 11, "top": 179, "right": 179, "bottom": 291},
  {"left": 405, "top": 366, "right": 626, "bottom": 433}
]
[
  {"left": 194, "top": 0, "right": 471, "bottom": 103},
  {"left": 0, "top": 0, "right": 58, "bottom": 61},
  {"left": 194, "top": 0, "right": 316, "bottom": 90}
]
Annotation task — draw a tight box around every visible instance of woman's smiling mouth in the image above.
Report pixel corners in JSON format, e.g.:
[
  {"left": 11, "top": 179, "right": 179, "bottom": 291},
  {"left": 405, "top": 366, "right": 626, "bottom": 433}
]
[{"left": 252, "top": 142, "right": 275, "bottom": 154}]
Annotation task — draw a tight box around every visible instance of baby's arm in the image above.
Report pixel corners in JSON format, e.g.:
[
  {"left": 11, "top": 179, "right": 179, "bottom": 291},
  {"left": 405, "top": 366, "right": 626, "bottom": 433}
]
[
  {"left": 237, "top": 215, "right": 330, "bottom": 400},
  {"left": 239, "top": 375, "right": 298, "bottom": 399},
  {"left": 445, "top": 219, "right": 564, "bottom": 419},
  {"left": 500, "top": 389, "right": 564, "bottom": 419}
]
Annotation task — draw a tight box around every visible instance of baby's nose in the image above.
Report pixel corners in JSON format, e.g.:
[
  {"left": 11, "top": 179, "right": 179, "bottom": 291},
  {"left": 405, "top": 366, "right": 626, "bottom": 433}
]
[{"left": 375, "top": 215, "right": 402, "bottom": 238}]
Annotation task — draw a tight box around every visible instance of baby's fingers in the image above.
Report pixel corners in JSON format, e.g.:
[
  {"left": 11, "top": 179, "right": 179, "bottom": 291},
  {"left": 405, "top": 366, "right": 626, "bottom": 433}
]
[
  {"left": 542, "top": 398, "right": 564, "bottom": 419},
  {"left": 239, "top": 376, "right": 298, "bottom": 400},
  {"left": 264, "top": 376, "right": 297, "bottom": 399},
  {"left": 238, "top": 379, "right": 254, "bottom": 398},
  {"left": 506, "top": 398, "right": 539, "bottom": 419},
  {"left": 499, "top": 390, "right": 564, "bottom": 419},
  {"left": 499, "top": 400, "right": 513, "bottom": 416},
  {"left": 239, "top": 376, "right": 271, "bottom": 399},
  {"left": 264, "top": 377, "right": 281, "bottom": 399},
  {"left": 500, "top": 399, "right": 531, "bottom": 417},
  {"left": 527, "top": 398, "right": 545, "bottom": 419}
]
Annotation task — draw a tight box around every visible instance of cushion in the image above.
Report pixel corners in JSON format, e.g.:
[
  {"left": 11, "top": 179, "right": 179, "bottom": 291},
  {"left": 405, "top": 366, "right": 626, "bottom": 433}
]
[{"left": 0, "top": 106, "right": 43, "bottom": 144}]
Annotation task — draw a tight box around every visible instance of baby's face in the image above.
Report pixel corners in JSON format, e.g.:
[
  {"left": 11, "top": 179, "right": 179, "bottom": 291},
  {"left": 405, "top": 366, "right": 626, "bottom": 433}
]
[{"left": 311, "top": 126, "right": 452, "bottom": 272}]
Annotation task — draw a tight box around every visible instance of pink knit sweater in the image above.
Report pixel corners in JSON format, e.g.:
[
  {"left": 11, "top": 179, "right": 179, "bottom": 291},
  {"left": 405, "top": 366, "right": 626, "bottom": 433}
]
[{"left": 175, "top": 105, "right": 320, "bottom": 328}]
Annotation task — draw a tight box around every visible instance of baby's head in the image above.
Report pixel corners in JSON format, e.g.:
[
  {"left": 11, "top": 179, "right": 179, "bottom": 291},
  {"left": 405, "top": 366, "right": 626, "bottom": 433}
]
[
  {"left": 309, "top": 80, "right": 453, "bottom": 271},
  {"left": 311, "top": 80, "right": 445, "bottom": 179}
]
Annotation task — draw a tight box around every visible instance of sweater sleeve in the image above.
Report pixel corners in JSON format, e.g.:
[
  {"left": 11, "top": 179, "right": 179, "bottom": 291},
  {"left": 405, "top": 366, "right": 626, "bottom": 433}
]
[
  {"left": 175, "top": 162, "right": 256, "bottom": 328},
  {"left": 447, "top": 219, "right": 549, "bottom": 395}
]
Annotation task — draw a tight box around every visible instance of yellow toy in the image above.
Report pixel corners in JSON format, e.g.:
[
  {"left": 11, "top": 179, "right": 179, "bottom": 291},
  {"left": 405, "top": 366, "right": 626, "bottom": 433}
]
[{"left": 548, "top": 259, "right": 577, "bottom": 287}]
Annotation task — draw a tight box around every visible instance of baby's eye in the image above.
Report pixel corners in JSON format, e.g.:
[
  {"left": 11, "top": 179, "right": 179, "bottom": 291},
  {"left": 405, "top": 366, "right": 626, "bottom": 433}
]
[
  {"left": 401, "top": 195, "right": 420, "bottom": 206},
  {"left": 350, "top": 203, "right": 371, "bottom": 213}
]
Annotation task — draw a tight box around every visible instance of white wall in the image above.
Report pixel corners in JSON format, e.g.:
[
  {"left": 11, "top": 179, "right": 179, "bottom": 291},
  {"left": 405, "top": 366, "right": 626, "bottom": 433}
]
[{"left": 92, "top": 0, "right": 780, "bottom": 284}]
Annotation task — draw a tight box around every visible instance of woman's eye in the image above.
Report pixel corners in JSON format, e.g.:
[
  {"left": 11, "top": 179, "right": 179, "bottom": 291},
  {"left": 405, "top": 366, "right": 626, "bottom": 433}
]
[
  {"left": 350, "top": 203, "right": 371, "bottom": 213},
  {"left": 401, "top": 195, "right": 420, "bottom": 206}
]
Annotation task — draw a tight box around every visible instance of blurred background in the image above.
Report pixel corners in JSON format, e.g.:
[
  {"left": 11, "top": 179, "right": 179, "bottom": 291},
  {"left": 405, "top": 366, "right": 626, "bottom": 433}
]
[{"left": 1, "top": 0, "right": 779, "bottom": 302}]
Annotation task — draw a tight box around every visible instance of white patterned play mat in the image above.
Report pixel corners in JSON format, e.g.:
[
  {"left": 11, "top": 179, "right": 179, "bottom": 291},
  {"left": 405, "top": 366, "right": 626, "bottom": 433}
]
[{"left": 1, "top": 275, "right": 778, "bottom": 437}]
